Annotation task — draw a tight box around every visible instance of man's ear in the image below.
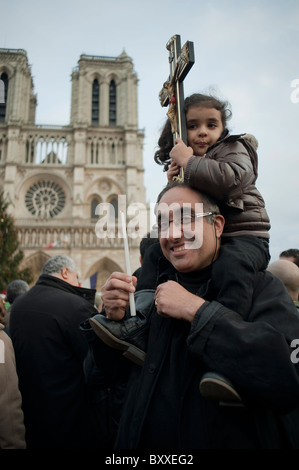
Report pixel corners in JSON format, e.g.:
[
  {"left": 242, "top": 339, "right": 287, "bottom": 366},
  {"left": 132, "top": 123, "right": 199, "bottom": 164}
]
[
  {"left": 61, "top": 267, "right": 69, "bottom": 280},
  {"left": 214, "top": 214, "right": 225, "bottom": 238}
]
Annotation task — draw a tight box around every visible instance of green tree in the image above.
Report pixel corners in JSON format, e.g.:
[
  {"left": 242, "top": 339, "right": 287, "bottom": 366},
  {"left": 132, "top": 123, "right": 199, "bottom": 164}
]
[{"left": 0, "top": 191, "right": 32, "bottom": 292}]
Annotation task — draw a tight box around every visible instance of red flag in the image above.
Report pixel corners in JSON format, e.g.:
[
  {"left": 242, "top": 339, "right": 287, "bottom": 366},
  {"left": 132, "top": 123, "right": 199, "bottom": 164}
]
[{"left": 45, "top": 241, "right": 61, "bottom": 250}]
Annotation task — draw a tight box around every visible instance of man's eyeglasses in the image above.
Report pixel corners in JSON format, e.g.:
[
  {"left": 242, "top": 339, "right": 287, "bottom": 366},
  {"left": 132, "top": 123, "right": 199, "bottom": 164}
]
[{"left": 153, "top": 212, "right": 216, "bottom": 234}]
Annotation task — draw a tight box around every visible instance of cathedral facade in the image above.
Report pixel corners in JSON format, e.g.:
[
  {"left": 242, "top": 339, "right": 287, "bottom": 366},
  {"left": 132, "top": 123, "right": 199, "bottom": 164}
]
[{"left": 0, "top": 48, "right": 148, "bottom": 290}]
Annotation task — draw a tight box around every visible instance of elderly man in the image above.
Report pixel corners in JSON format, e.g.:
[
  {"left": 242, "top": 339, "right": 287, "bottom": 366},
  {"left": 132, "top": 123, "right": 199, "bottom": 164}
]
[
  {"left": 9, "top": 255, "right": 100, "bottom": 449},
  {"left": 91, "top": 181, "right": 299, "bottom": 449}
]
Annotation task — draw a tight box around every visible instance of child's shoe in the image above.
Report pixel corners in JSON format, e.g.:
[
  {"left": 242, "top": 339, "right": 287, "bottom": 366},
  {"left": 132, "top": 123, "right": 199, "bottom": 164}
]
[
  {"left": 89, "top": 288, "right": 155, "bottom": 366},
  {"left": 89, "top": 314, "right": 147, "bottom": 366},
  {"left": 199, "top": 372, "right": 242, "bottom": 403}
]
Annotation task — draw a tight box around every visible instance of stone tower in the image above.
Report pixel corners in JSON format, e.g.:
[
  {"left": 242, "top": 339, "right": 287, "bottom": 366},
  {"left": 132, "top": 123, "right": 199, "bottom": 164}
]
[{"left": 0, "top": 48, "right": 148, "bottom": 290}]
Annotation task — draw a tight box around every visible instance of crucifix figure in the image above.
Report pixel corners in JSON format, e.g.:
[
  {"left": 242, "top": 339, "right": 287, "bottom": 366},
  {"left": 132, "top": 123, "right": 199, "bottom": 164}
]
[{"left": 159, "top": 34, "right": 195, "bottom": 181}]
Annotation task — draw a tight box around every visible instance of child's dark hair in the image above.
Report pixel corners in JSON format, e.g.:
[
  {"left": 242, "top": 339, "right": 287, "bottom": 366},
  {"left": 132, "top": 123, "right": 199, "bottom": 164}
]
[
  {"left": 184, "top": 93, "right": 232, "bottom": 128},
  {"left": 154, "top": 92, "right": 232, "bottom": 171}
]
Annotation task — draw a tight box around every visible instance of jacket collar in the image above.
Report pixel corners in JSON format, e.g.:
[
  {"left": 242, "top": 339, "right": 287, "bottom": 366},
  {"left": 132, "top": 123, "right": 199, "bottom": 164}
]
[
  {"left": 36, "top": 274, "right": 96, "bottom": 305},
  {"left": 207, "top": 130, "right": 243, "bottom": 152}
]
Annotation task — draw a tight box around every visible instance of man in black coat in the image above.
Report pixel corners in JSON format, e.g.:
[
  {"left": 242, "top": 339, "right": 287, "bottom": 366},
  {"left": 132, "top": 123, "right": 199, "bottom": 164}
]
[
  {"left": 10, "top": 254, "right": 100, "bottom": 449},
  {"left": 93, "top": 182, "right": 299, "bottom": 449}
]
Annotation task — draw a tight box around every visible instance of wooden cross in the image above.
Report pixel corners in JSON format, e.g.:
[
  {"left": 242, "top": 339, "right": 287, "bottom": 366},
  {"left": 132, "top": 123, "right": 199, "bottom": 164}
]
[{"left": 159, "top": 34, "right": 195, "bottom": 181}]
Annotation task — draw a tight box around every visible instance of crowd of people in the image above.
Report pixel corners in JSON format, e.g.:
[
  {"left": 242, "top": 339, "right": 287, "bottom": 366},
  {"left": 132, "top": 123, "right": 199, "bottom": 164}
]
[{"left": 1, "top": 92, "right": 299, "bottom": 450}]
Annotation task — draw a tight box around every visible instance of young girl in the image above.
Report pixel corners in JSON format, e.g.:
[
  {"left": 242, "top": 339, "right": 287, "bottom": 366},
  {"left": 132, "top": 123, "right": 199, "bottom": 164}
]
[
  {"left": 90, "top": 93, "right": 271, "bottom": 402},
  {"left": 155, "top": 92, "right": 270, "bottom": 316}
]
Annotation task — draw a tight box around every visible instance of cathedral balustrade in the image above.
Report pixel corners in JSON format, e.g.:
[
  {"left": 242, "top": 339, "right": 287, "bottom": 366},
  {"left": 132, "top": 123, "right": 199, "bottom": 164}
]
[
  {"left": 24, "top": 129, "right": 70, "bottom": 165},
  {"left": 20, "top": 128, "right": 126, "bottom": 166},
  {"left": 17, "top": 225, "right": 140, "bottom": 249},
  {"left": 86, "top": 135, "right": 125, "bottom": 165}
]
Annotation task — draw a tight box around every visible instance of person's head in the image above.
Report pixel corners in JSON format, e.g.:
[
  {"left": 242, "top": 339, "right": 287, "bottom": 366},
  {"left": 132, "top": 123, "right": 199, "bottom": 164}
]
[
  {"left": 6, "top": 280, "right": 30, "bottom": 304},
  {"left": 267, "top": 259, "right": 299, "bottom": 301},
  {"left": 42, "top": 255, "right": 79, "bottom": 287},
  {"left": 279, "top": 248, "right": 299, "bottom": 267},
  {"left": 154, "top": 92, "right": 232, "bottom": 168},
  {"left": 184, "top": 93, "right": 231, "bottom": 156},
  {"left": 154, "top": 181, "right": 225, "bottom": 273},
  {"left": 139, "top": 231, "right": 159, "bottom": 265}
]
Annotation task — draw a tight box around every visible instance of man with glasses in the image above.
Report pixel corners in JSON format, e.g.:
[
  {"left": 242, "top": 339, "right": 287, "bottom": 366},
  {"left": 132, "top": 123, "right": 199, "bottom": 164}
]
[{"left": 89, "top": 182, "right": 299, "bottom": 449}]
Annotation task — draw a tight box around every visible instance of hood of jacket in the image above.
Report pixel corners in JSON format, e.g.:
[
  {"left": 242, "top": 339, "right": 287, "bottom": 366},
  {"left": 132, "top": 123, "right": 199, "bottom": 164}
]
[{"left": 214, "top": 132, "right": 259, "bottom": 178}]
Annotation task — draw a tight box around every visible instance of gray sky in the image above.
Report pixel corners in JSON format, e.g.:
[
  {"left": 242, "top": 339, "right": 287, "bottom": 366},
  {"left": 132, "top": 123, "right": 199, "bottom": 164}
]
[{"left": 1, "top": 0, "right": 299, "bottom": 260}]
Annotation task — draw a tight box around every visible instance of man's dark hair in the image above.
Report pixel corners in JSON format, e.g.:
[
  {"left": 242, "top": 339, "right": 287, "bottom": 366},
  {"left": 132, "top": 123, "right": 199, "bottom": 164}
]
[
  {"left": 280, "top": 249, "right": 299, "bottom": 267},
  {"left": 156, "top": 181, "right": 221, "bottom": 225},
  {"left": 6, "top": 279, "right": 30, "bottom": 304},
  {"left": 280, "top": 248, "right": 299, "bottom": 258}
]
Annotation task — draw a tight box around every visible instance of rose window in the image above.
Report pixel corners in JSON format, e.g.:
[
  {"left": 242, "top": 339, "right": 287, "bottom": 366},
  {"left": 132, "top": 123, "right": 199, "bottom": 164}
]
[{"left": 25, "top": 180, "right": 65, "bottom": 218}]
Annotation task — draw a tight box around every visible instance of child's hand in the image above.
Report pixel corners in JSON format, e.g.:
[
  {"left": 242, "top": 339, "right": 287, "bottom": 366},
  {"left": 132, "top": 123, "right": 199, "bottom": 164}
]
[
  {"left": 170, "top": 138, "right": 193, "bottom": 168},
  {"left": 167, "top": 160, "right": 179, "bottom": 182}
]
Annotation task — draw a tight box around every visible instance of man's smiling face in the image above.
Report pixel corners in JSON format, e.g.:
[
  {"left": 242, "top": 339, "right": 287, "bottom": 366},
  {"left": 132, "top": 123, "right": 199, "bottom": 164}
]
[{"left": 157, "top": 186, "right": 224, "bottom": 273}]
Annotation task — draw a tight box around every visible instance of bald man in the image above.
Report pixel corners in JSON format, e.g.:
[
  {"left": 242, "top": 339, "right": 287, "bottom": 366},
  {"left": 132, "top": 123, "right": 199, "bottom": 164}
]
[
  {"left": 279, "top": 249, "right": 299, "bottom": 267},
  {"left": 267, "top": 259, "right": 299, "bottom": 307}
]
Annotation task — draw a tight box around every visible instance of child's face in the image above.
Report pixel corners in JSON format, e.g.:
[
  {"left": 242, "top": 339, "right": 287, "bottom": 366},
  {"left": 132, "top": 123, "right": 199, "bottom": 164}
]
[{"left": 186, "top": 105, "right": 224, "bottom": 156}]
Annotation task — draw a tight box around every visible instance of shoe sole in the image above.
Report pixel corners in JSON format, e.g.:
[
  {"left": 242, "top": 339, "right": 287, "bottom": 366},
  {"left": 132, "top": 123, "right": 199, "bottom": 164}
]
[
  {"left": 89, "top": 317, "right": 146, "bottom": 366},
  {"left": 199, "top": 377, "right": 242, "bottom": 402}
]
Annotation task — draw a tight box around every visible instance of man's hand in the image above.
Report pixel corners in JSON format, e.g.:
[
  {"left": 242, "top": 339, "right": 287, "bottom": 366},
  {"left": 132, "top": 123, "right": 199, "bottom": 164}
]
[
  {"left": 169, "top": 137, "right": 193, "bottom": 168},
  {"left": 155, "top": 281, "right": 205, "bottom": 322},
  {"left": 101, "top": 272, "right": 137, "bottom": 321}
]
